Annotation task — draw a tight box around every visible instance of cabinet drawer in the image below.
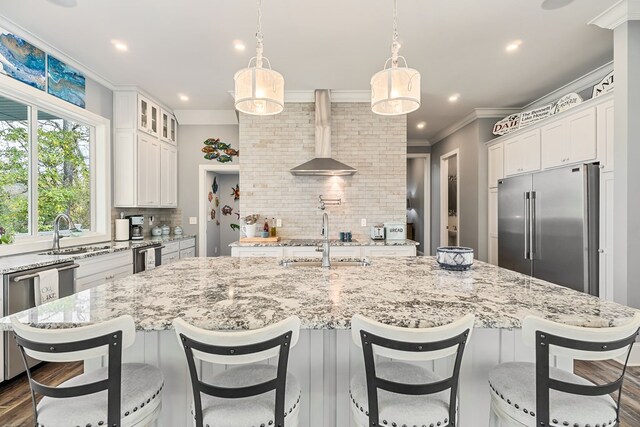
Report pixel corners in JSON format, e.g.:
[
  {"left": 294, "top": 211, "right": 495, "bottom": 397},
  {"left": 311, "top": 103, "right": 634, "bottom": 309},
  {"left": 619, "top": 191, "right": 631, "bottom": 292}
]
[
  {"left": 75, "top": 264, "right": 132, "bottom": 293},
  {"left": 286, "top": 247, "right": 322, "bottom": 258},
  {"left": 180, "top": 247, "right": 196, "bottom": 259},
  {"left": 235, "top": 247, "right": 284, "bottom": 258},
  {"left": 163, "top": 241, "right": 180, "bottom": 254},
  {"left": 179, "top": 238, "right": 196, "bottom": 250},
  {"left": 76, "top": 251, "right": 133, "bottom": 279},
  {"left": 362, "top": 246, "right": 416, "bottom": 257},
  {"left": 163, "top": 251, "right": 180, "bottom": 265}
]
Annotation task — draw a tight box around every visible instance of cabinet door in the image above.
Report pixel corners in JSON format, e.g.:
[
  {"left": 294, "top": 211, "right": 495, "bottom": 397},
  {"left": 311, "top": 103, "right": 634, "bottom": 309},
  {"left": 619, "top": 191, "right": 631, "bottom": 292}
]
[
  {"left": 136, "top": 134, "right": 149, "bottom": 205},
  {"left": 149, "top": 103, "right": 159, "bottom": 137},
  {"left": 504, "top": 137, "right": 523, "bottom": 176},
  {"left": 114, "top": 131, "right": 136, "bottom": 206},
  {"left": 488, "top": 237, "right": 498, "bottom": 265},
  {"left": 541, "top": 120, "right": 568, "bottom": 169},
  {"left": 597, "top": 100, "right": 614, "bottom": 172},
  {"left": 137, "top": 134, "right": 161, "bottom": 206},
  {"left": 138, "top": 96, "right": 150, "bottom": 132},
  {"left": 160, "top": 143, "right": 178, "bottom": 207},
  {"left": 521, "top": 129, "right": 541, "bottom": 173},
  {"left": 170, "top": 116, "right": 177, "bottom": 144},
  {"left": 160, "top": 110, "right": 170, "bottom": 141},
  {"left": 180, "top": 247, "right": 196, "bottom": 258},
  {"left": 599, "top": 171, "right": 614, "bottom": 301},
  {"left": 362, "top": 246, "right": 416, "bottom": 257},
  {"left": 163, "top": 251, "right": 179, "bottom": 265},
  {"left": 567, "top": 107, "right": 596, "bottom": 164},
  {"left": 488, "top": 188, "right": 498, "bottom": 238},
  {"left": 487, "top": 143, "right": 504, "bottom": 189}
]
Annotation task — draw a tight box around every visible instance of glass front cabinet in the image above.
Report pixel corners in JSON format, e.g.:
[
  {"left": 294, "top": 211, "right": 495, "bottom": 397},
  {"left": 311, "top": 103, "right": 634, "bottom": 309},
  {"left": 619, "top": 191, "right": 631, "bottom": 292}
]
[
  {"left": 138, "top": 94, "right": 159, "bottom": 137},
  {"left": 161, "top": 109, "right": 170, "bottom": 142}
]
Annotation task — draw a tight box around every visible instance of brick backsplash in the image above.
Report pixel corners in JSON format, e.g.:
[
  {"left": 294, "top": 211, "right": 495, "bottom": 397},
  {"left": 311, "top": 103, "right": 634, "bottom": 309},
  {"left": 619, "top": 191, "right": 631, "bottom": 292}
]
[
  {"left": 239, "top": 102, "right": 406, "bottom": 241},
  {"left": 110, "top": 208, "right": 182, "bottom": 238}
]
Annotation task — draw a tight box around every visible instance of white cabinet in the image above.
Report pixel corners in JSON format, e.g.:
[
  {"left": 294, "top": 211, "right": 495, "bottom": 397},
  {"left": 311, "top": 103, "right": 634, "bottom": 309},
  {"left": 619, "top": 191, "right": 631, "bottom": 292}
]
[
  {"left": 599, "top": 171, "right": 615, "bottom": 301},
  {"left": 160, "top": 143, "right": 178, "bottom": 207},
  {"left": 487, "top": 143, "right": 504, "bottom": 189},
  {"left": 361, "top": 246, "right": 416, "bottom": 257},
  {"left": 488, "top": 188, "right": 498, "bottom": 265},
  {"left": 231, "top": 245, "right": 416, "bottom": 257},
  {"left": 504, "top": 129, "right": 540, "bottom": 176},
  {"left": 541, "top": 107, "right": 596, "bottom": 169},
  {"left": 285, "top": 246, "right": 362, "bottom": 258},
  {"left": 180, "top": 247, "right": 196, "bottom": 258},
  {"left": 597, "top": 100, "right": 614, "bottom": 172},
  {"left": 76, "top": 251, "right": 133, "bottom": 293},
  {"left": 162, "top": 241, "right": 181, "bottom": 265},
  {"left": 114, "top": 90, "right": 178, "bottom": 208},
  {"left": 137, "top": 133, "right": 161, "bottom": 207},
  {"left": 232, "top": 247, "right": 284, "bottom": 257},
  {"left": 179, "top": 237, "right": 196, "bottom": 259}
]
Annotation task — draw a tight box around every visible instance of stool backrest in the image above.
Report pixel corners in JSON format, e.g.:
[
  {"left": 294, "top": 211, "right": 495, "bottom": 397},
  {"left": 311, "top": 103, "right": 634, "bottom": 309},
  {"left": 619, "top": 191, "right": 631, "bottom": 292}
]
[
  {"left": 10, "top": 315, "right": 134, "bottom": 427},
  {"left": 352, "top": 314, "right": 475, "bottom": 427},
  {"left": 11, "top": 315, "right": 136, "bottom": 362},
  {"left": 351, "top": 313, "right": 475, "bottom": 361},
  {"left": 525, "top": 314, "right": 640, "bottom": 427},
  {"left": 173, "top": 316, "right": 301, "bottom": 427},
  {"left": 173, "top": 316, "right": 300, "bottom": 365},
  {"left": 522, "top": 313, "right": 640, "bottom": 360}
]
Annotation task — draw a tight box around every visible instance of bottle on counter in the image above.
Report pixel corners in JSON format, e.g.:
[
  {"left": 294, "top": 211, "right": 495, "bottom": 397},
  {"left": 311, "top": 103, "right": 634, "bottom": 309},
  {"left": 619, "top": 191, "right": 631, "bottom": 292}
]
[
  {"left": 263, "top": 219, "right": 270, "bottom": 235},
  {"left": 270, "top": 218, "right": 277, "bottom": 237}
]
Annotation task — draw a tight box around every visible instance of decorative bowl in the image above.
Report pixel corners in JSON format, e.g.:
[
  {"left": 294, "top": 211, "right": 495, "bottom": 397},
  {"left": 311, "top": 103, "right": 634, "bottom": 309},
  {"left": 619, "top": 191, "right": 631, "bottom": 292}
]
[{"left": 436, "top": 246, "right": 474, "bottom": 271}]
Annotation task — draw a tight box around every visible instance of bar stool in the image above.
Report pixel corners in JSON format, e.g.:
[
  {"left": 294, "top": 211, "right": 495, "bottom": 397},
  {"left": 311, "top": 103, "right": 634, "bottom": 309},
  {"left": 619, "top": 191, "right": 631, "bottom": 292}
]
[
  {"left": 488, "top": 313, "right": 640, "bottom": 427},
  {"left": 350, "top": 313, "right": 475, "bottom": 427},
  {"left": 173, "top": 316, "right": 301, "bottom": 427},
  {"left": 11, "top": 314, "right": 164, "bottom": 427}
]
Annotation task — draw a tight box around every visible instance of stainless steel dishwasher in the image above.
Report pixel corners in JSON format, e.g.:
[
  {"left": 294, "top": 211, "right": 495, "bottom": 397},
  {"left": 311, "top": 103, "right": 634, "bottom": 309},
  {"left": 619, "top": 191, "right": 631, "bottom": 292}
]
[
  {"left": 133, "top": 243, "right": 163, "bottom": 274},
  {"left": 3, "top": 262, "right": 77, "bottom": 381}
]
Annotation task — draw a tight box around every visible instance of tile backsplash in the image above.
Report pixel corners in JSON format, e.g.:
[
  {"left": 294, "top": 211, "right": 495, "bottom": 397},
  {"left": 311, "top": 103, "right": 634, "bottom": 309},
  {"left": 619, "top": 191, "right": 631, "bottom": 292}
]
[
  {"left": 110, "top": 208, "right": 182, "bottom": 238},
  {"left": 239, "top": 102, "right": 406, "bottom": 240}
]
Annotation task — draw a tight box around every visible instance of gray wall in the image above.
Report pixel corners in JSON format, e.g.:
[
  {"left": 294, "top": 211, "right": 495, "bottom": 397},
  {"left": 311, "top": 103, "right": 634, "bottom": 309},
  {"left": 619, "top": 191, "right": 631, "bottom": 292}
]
[
  {"left": 430, "top": 118, "right": 494, "bottom": 259},
  {"left": 408, "top": 145, "right": 431, "bottom": 154},
  {"left": 206, "top": 172, "right": 220, "bottom": 256},
  {"left": 407, "top": 157, "right": 425, "bottom": 253},
  {"left": 84, "top": 78, "right": 113, "bottom": 121},
  {"left": 177, "top": 124, "right": 239, "bottom": 237}
]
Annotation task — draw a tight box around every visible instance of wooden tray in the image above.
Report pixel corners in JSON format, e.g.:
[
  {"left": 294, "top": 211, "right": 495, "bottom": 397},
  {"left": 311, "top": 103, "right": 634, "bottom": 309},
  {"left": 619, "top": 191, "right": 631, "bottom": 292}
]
[{"left": 240, "top": 237, "right": 281, "bottom": 243}]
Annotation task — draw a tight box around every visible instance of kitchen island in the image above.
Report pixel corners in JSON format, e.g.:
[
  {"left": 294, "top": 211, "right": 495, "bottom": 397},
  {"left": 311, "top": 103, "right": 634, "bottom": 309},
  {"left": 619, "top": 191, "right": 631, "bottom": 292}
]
[{"left": 2, "top": 257, "right": 637, "bottom": 426}]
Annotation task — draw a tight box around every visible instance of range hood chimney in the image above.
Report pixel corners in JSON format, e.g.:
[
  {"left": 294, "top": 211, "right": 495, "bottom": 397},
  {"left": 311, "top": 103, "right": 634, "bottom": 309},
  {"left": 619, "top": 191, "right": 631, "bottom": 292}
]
[{"left": 290, "top": 90, "right": 357, "bottom": 176}]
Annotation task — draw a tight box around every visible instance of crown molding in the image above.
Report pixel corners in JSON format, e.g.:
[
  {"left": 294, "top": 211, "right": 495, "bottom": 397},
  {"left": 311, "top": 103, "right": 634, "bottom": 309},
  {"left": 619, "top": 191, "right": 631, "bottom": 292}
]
[
  {"left": 0, "top": 14, "right": 116, "bottom": 91},
  {"left": 522, "top": 61, "right": 614, "bottom": 109},
  {"left": 227, "top": 89, "right": 370, "bottom": 103},
  {"left": 431, "top": 108, "right": 521, "bottom": 144},
  {"left": 174, "top": 109, "right": 238, "bottom": 125},
  {"left": 407, "top": 138, "right": 431, "bottom": 147},
  {"left": 589, "top": 0, "right": 640, "bottom": 29}
]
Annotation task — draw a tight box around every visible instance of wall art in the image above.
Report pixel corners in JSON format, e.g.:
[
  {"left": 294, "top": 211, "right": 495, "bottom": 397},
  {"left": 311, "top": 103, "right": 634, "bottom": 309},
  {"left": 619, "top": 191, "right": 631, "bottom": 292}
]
[
  {"left": 47, "top": 55, "right": 85, "bottom": 108},
  {"left": 231, "top": 184, "right": 240, "bottom": 201},
  {"left": 0, "top": 28, "right": 46, "bottom": 90},
  {"left": 230, "top": 224, "right": 240, "bottom": 231},
  {"left": 212, "top": 176, "right": 218, "bottom": 194},
  {"left": 222, "top": 205, "right": 233, "bottom": 216},
  {"left": 202, "top": 138, "right": 240, "bottom": 163}
]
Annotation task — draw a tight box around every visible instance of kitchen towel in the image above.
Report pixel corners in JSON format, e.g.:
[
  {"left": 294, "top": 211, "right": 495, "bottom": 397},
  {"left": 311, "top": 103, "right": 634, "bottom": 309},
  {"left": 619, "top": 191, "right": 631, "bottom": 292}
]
[
  {"left": 115, "top": 219, "right": 129, "bottom": 241},
  {"left": 34, "top": 269, "right": 59, "bottom": 306},
  {"left": 145, "top": 247, "right": 156, "bottom": 271}
]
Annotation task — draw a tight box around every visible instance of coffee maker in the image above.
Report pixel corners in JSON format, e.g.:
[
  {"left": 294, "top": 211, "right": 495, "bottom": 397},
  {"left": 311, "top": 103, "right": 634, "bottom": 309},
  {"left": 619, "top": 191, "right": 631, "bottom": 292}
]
[{"left": 126, "top": 215, "right": 144, "bottom": 240}]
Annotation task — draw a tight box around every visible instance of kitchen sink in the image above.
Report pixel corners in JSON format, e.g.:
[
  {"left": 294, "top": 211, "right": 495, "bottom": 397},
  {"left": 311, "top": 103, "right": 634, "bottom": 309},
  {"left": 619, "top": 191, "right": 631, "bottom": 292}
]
[
  {"left": 280, "top": 258, "right": 371, "bottom": 268},
  {"left": 40, "top": 245, "right": 112, "bottom": 256}
]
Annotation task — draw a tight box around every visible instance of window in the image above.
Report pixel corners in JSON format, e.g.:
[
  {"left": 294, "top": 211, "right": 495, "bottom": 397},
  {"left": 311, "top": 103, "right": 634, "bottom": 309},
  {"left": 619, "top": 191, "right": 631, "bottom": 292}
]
[{"left": 0, "top": 77, "right": 110, "bottom": 254}]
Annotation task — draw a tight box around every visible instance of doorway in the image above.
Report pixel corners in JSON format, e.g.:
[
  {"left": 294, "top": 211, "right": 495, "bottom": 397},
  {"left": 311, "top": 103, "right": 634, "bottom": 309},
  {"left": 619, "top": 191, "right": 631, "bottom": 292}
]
[
  {"left": 407, "top": 154, "right": 430, "bottom": 255},
  {"left": 198, "top": 164, "right": 240, "bottom": 257},
  {"left": 440, "top": 149, "right": 459, "bottom": 247}
]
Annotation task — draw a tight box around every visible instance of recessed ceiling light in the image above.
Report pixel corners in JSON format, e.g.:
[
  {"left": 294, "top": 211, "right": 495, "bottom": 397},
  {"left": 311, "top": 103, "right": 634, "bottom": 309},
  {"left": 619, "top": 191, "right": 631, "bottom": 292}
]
[
  {"left": 179, "top": 94, "right": 189, "bottom": 102},
  {"left": 233, "top": 40, "right": 246, "bottom": 51},
  {"left": 416, "top": 121, "right": 426, "bottom": 130},
  {"left": 111, "top": 40, "right": 128, "bottom": 51},
  {"left": 47, "top": 0, "right": 77, "bottom": 7},
  {"left": 448, "top": 94, "right": 460, "bottom": 102},
  {"left": 506, "top": 40, "right": 522, "bottom": 52},
  {"left": 541, "top": 0, "right": 573, "bottom": 10}
]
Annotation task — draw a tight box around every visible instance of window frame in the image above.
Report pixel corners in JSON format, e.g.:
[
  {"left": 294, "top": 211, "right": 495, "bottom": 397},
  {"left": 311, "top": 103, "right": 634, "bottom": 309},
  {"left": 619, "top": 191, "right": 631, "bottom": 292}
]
[{"left": 0, "top": 74, "right": 111, "bottom": 256}]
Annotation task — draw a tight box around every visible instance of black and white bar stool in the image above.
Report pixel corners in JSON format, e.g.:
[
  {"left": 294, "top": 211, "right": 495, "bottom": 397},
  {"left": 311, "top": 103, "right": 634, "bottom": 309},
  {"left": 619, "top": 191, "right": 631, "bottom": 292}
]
[
  {"left": 173, "top": 316, "right": 301, "bottom": 427},
  {"left": 11, "top": 314, "right": 164, "bottom": 427},
  {"left": 488, "top": 313, "right": 640, "bottom": 427},
  {"left": 350, "top": 313, "right": 475, "bottom": 427}
]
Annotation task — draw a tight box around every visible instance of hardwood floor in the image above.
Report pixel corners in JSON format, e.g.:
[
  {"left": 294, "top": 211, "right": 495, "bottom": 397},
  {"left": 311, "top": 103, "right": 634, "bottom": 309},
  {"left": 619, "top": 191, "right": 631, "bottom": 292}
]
[
  {"left": 0, "top": 360, "right": 637, "bottom": 426},
  {"left": 0, "top": 361, "right": 83, "bottom": 427}
]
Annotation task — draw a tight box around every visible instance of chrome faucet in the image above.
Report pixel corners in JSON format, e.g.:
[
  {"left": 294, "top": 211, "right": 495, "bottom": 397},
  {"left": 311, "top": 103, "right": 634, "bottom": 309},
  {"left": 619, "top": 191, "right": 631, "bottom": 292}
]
[
  {"left": 316, "top": 212, "right": 331, "bottom": 268},
  {"left": 52, "top": 213, "right": 73, "bottom": 251}
]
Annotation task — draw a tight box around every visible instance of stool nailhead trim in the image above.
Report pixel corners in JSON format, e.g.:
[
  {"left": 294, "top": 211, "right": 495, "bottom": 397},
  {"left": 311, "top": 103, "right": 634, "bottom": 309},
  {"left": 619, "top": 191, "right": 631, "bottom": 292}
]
[{"left": 349, "top": 389, "right": 448, "bottom": 427}]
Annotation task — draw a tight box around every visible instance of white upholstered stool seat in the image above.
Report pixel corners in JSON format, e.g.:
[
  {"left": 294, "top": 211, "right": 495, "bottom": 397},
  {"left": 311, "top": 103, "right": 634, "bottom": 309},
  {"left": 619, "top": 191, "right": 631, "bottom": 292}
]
[
  {"left": 194, "top": 364, "right": 301, "bottom": 427},
  {"left": 37, "top": 363, "right": 164, "bottom": 427},
  {"left": 488, "top": 362, "right": 617, "bottom": 427},
  {"left": 350, "top": 361, "right": 451, "bottom": 427}
]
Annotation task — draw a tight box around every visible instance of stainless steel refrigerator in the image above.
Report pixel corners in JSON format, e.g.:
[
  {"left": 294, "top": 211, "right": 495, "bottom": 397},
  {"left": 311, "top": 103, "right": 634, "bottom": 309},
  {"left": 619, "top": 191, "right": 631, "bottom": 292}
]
[{"left": 498, "top": 164, "right": 599, "bottom": 295}]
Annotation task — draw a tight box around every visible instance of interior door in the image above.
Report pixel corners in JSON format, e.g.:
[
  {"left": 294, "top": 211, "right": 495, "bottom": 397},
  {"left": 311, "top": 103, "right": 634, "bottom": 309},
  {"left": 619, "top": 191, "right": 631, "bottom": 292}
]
[{"left": 498, "top": 174, "right": 532, "bottom": 275}]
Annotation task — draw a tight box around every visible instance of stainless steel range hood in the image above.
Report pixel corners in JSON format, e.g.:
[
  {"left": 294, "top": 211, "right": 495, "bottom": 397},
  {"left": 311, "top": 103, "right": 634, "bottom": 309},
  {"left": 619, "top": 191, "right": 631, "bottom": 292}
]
[{"left": 290, "top": 90, "right": 357, "bottom": 176}]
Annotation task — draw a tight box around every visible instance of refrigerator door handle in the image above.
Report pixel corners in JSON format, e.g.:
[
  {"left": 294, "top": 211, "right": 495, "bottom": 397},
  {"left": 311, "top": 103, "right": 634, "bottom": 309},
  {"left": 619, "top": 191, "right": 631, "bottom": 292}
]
[
  {"left": 524, "top": 192, "right": 530, "bottom": 260},
  {"left": 530, "top": 191, "right": 536, "bottom": 259}
]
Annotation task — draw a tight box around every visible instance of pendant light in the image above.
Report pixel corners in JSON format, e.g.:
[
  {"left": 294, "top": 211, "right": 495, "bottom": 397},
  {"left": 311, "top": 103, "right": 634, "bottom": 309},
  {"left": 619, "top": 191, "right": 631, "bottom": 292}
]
[
  {"left": 371, "top": 0, "right": 421, "bottom": 116},
  {"left": 234, "top": 0, "right": 284, "bottom": 115}
]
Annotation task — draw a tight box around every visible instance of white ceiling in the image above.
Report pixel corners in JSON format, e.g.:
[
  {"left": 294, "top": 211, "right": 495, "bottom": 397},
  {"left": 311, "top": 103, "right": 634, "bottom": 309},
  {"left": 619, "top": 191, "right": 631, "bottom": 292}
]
[{"left": 0, "top": 0, "right": 618, "bottom": 141}]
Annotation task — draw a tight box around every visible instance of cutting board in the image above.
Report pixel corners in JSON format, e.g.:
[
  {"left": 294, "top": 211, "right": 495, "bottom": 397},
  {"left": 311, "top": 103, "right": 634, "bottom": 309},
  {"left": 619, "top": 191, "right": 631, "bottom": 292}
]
[{"left": 240, "top": 237, "right": 281, "bottom": 243}]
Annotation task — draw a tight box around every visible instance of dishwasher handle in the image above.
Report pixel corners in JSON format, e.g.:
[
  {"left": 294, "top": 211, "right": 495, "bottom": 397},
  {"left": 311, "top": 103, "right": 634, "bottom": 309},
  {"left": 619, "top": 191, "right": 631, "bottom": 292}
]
[{"left": 13, "top": 263, "right": 80, "bottom": 282}]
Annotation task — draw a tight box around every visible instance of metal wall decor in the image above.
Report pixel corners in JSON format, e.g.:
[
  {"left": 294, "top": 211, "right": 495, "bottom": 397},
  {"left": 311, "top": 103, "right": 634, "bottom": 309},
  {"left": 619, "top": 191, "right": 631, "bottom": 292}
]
[{"left": 201, "top": 138, "right": 239, "bottom": 163}]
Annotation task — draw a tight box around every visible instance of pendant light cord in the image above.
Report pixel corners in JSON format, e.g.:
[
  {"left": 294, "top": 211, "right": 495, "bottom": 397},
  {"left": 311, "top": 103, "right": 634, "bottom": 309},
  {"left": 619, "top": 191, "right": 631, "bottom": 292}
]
[
  {"left": 391, "top": 0, "right": 400, "bottom": 66},
  {"left": 256, "top": 0, "right": 264, "bottom": 67}
]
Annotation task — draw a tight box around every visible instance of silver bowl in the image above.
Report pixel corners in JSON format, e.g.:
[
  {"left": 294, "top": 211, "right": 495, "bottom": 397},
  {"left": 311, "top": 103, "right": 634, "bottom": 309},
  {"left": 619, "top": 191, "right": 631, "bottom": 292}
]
[{"left": 436, "top": 246, "right": 474, "bottom": 271}]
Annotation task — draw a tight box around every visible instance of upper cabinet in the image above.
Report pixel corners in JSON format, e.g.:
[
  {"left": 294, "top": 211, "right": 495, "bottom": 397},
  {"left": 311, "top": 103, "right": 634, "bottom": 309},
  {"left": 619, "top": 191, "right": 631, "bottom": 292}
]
[
  {"left": 504, "top": 128, "right": 541, "bottom": 176},
  {"left": 597, "top": 99, "right": 614, "bottom": 173},
  {"left": 541, "top": 107, "right": 596, "bottom": 169},
  {"left": 487, "top": 143, "right": 504, "bottom": 189},
  {"left": 114, "top": 90, "right": 179, "bottom": 208}
]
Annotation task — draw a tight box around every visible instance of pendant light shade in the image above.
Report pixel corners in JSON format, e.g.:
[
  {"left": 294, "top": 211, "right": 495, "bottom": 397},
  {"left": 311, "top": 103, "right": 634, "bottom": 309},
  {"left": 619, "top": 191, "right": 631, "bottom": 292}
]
[
  {"left": 234, "top": 0, "right": 284, "bottom": 116},
  {"left": 371, "top": 0, "right": 421, "bottom": 116}
]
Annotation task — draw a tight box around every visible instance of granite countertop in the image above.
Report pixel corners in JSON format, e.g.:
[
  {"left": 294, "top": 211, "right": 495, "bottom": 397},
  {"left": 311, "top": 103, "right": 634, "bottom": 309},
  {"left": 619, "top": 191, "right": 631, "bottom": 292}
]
[
  {"left": 0, "top": 234, "right": 196, "bottom": 275},
  {"left": 2, "top": 256, "right": 636, "bottom": 332},
  {"left": 229, "top": 238, "right": 419, "bottom": 247}
]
